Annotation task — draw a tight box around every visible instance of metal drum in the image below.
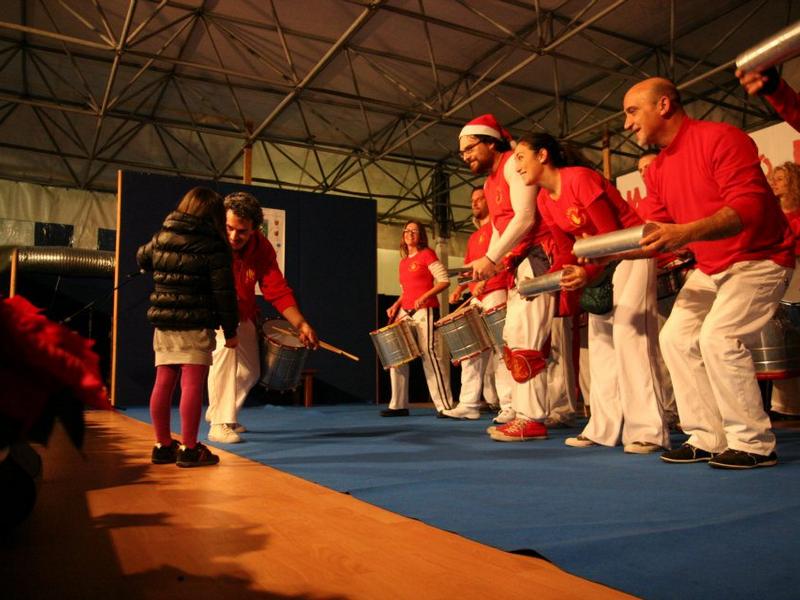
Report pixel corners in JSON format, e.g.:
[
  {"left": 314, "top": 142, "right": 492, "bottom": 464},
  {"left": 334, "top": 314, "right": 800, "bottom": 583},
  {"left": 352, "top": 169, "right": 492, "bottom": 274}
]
[
  {"left": 751, "top": 311, "right": 800, "bottom": 380},
  {"left": 435, "top": 305, "right": 493, "bottom": 365},
  {"left": 656, "top": 258, "right": 695, "bottom": 300},
  {"left": 779, "top": 265, "right": 800, "bottom": 331},
  {"left": 370, "top": 319, "right": 421, "bottom": 370},
  {"left": 482, "top": 303, "right": 507, "bottom": 350},
  {"left": 261, "top": 319, "right": 309, "bottom": 391}
]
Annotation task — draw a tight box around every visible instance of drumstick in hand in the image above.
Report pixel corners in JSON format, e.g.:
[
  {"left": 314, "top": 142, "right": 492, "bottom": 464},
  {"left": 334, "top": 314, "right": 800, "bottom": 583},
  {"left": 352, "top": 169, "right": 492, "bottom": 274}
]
[{"left": 273, "top": 327, "right": 360, "bottom": 362}]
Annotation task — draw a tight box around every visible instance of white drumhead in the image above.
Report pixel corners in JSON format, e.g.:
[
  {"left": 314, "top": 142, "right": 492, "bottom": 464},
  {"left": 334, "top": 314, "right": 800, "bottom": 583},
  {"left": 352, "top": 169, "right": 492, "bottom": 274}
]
[{"left": 262, "top": 319, "right": 305, "bottom": 348}]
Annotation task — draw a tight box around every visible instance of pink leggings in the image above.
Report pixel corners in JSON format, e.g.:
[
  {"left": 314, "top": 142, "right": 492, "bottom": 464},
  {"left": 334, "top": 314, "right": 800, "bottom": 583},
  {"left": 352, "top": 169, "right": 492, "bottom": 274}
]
[{"left": 149, "top": 364, "right": 209, "bottom": 448}]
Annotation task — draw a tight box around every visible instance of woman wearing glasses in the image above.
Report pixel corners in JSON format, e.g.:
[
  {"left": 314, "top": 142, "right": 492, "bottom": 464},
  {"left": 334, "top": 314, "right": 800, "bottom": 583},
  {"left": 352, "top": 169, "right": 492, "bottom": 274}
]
[{"left": 382, "top": 221, "right": 454, "bottom": 417}]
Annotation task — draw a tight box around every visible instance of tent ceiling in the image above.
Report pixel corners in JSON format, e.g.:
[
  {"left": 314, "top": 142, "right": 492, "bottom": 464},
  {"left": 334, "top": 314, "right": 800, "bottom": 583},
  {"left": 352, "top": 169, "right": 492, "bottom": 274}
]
[{"left": 0, "top": 0, "right": 795, "bottom": 231}]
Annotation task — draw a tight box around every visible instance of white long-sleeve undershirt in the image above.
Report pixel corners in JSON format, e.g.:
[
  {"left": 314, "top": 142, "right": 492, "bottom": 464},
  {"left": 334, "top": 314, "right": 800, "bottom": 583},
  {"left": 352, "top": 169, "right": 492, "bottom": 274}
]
[{"left": 485, "top": 157, "right": 539, "bottom": 264}]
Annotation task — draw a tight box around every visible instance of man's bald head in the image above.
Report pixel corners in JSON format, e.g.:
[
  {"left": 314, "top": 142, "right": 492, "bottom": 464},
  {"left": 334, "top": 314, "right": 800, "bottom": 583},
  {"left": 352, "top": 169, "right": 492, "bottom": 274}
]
[{"left": 624, "top": 77, "right": 685, "bottom": 148}]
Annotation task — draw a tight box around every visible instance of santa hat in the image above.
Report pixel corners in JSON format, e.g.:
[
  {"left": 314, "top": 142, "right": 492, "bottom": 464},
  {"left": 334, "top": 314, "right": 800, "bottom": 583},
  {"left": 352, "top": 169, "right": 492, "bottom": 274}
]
[{"left": 459, "top": 114, "right": 513, "bottom": 143}]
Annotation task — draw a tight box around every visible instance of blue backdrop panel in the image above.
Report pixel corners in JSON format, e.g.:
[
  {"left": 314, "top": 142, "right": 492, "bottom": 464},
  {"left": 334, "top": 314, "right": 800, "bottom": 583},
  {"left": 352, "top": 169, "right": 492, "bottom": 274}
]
[{"left": 115, "top": 171, "right": 377, "bottom": 407}]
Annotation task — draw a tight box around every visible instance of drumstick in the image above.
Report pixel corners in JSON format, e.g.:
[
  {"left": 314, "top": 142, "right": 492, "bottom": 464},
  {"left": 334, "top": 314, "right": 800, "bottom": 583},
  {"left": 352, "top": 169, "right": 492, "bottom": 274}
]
[{"left": 272, "top": 326, "right": 360, "bottom": 362}]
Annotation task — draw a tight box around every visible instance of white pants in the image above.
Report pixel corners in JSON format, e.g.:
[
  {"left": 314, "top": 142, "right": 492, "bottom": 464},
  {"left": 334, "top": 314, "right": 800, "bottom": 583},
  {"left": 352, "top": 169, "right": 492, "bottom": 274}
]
[
  {"left": 504, "top": 258, "right": 555, "bottom": 421},
  {"left": 389, "top": 308, "right": 454, "bottom": 411},
  {"left": 655, "top": 294, "right": 679, "bottom": 422},
  {"left": 547, "top": 316, "right": 578, "bottom": 422},
  {"left": 206, "top": 319, "right": 260, "bottom": 426},
  {"left": 456, "top": 289, "right": 512, "bottom": 410},
  {"left": 660, "top": 260, "right": 791, "bottom": 455},
  {"left": 582, "top": 259, "right": 669, "bottom": 448}
]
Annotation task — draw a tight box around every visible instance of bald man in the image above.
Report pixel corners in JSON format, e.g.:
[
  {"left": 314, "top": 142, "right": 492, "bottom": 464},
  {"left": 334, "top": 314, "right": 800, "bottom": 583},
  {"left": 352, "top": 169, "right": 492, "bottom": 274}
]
[{"left": 624, "top": 77, "right": 794, "bottom": 469}]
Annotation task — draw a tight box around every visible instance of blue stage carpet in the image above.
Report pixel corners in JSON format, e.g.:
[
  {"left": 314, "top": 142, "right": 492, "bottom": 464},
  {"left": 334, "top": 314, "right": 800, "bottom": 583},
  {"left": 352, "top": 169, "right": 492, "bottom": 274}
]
[{"left": 125, "top": 404, "right": 800, "bottom": 599}]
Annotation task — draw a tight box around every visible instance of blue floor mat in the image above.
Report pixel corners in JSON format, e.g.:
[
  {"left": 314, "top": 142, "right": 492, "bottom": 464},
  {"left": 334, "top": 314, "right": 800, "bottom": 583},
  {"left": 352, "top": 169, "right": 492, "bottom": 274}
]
[{"left": 126, "top": 404, "right": 800, "bottom": 599}]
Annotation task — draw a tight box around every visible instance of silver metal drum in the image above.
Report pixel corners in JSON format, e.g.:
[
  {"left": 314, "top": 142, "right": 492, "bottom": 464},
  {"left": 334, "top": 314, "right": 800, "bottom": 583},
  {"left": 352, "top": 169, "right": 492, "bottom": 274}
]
[
  {"left": 751, "top": 311, "right": 800, "bottom": 380},
  {"left": 370, "top": 319, "right": 421, "bottom": 370},
  {"left": 482, "top": 303, "right": 507, "bottom": 350},
  {"left": 779, "top": 265, "right": 800, "bottom": 331},
  {"left": 261, "top": 319, "right": 309, "bottom": 391},
  {"left": 435, "top": 305, "right": 493, "bottom": 365}
]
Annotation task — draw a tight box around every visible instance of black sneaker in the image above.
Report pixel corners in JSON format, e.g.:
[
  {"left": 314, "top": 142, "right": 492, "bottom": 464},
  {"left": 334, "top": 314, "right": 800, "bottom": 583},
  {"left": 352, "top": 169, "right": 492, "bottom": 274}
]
[
  {"left": 151, "top": 440, "right": 180, "bottom": 464},
  {"left": 708, "top": 448, "right": 778, "bottom": 470},
  {"left": 660, "top": 443, "right": 715, "bottom": 463},
  {"left": 176, "top": 442, "right": 220, "bottom": 468},
  {"left": 380, "top": 408, "right": 409, "bottom": 417}
]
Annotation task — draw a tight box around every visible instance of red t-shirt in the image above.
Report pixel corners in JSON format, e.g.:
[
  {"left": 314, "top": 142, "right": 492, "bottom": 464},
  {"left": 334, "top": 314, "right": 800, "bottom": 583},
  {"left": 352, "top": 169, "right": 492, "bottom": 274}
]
[
  {"left": 537, "top": 167, "right": 641, "bottom": 278},
  {"left": 465, "top": 222, "right": 509, "bottom": 297},
  {"left": 234, "top": 230, "right": 297, "bottom": 323},
  {"left": 785, "top": 209, "right": 800, "bottom": 257},
  {"left": 639, "top": 118, "right": 794, "bottom": 274},
  {"left": 399, "top": 247, "right": 440, "bottom": 310}
]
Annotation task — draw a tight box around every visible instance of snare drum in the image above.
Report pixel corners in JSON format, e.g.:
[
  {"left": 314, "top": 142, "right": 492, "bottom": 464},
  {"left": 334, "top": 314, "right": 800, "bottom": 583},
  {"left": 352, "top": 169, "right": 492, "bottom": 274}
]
[
  {"left": 656, "top": 258, "right": 695, "bottom": 300},
  {"left": 370, "top": 319, "right": 421, "bottom": 370},
  {"left": 482, "top": 303, "right": 507, "bottom": 350},
  {"left": 261, "top": 319, "right": 309, "bottom": 391},
  {"left": 435, "top": 305, "right": 493, "bottom": 365}
]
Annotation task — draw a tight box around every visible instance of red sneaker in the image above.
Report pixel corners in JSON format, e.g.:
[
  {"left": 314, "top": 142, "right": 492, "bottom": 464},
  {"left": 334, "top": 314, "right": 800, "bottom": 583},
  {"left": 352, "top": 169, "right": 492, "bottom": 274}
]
[{"left": 489, "top": 418, "right": 548, "bottom": 442}]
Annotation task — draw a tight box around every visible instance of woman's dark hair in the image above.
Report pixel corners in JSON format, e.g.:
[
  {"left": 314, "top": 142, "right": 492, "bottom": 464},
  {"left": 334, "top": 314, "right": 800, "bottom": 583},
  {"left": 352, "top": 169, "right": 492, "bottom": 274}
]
[
  {"left": 177, "top": 186, "right": 226, "bottom": 240},
  {"left": 476, "top": 134, "right": 512, "bottom": 154},
  {"left": 516, "top": 132, "right": 591, "bottom": 168},
  {"left": 400, "top": 220, "right": 430, "bottom": 258}
]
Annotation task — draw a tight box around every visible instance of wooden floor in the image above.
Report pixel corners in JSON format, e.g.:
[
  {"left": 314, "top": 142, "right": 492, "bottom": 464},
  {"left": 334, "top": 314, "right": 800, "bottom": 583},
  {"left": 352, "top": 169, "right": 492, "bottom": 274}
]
[{"left": 3, "top": 410, "right": 634, "bottom": 600}]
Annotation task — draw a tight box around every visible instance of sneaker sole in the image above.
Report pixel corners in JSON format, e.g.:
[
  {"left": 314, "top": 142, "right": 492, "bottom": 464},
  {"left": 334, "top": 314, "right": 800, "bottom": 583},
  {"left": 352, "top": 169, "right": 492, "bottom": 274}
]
[
  {"left": 489, "top": 432, "right": 548, "bottom": 442},
  {"left": 176, "top": 460, "right": 220, "bottom": 468},
  {"left": 660, "top": 456, "right": 711, "bottom": 464},
  {"left": 707, "top": 458, "right": 778, "bottom": 469},
  {"left": 207, "top": 436, "right": 242, "bottom": 444},
  {"left": 151, "top": 458, "right": 177, "bottom": 464},
  {"left": 624, "top": 447, "right": 663, "bottom": 455}
]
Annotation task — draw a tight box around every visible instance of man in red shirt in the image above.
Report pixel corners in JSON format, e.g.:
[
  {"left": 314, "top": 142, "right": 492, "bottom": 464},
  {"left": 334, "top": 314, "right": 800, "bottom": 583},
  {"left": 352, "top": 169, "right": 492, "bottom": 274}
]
[
  {"left": 625, "top": 77, "right": 794, "bottom": 468},
  {"left": 206, "top": 191, "right": 318, "bottom": 443},
  {"left": 442, "top": 187, "right": 512, "bottom": 420},
  {"left": 458, "top": 114, "right": 554, "bottom": 442}
]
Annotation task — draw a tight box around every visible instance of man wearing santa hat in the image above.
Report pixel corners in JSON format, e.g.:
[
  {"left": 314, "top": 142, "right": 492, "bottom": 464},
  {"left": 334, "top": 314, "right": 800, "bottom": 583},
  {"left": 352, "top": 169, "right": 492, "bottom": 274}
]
[{"left": 458, "top": 114, "right": 555, "bottom": 442}]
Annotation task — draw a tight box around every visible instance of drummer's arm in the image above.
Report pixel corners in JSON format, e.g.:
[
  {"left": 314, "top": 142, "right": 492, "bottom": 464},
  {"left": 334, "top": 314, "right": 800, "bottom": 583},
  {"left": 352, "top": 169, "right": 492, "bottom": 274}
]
[{"left": 280, "top": 305, "right": 319, "bottom": 349}]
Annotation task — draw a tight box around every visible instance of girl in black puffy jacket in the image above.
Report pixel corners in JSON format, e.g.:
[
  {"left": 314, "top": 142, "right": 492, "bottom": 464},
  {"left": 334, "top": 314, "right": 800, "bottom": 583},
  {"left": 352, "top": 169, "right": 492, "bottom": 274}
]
[{"left": 137, "top": 186, "right": 239, "bottom": 468}]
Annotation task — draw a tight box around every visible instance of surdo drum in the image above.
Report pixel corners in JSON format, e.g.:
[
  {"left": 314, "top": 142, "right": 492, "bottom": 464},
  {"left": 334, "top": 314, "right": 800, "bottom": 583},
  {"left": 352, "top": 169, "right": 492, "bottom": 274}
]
[
  {"left": 752, "top": 266, "right": 800, "bottom": 379},
  {"left": 434, "top": 305, "right": 493, "bottom": 365},
  {"left": 260, "top": 319, "right": 309, "bottom": 391},
  {"left": 370, "top": 319, "right": 421, "bottom": 370}
]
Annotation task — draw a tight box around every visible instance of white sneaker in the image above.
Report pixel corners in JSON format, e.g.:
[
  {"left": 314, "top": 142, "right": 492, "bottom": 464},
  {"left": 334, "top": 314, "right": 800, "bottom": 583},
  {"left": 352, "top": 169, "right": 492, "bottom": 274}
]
[
  {"left": 565, "top": 435, "right": 597, "bottom": 448},
  {"left": 232, "top": 423, "right": 247, "bottom": 433},
  {"left": 623, "top": 441, "right": 663, "bottom": 454},
  {"left": 208, "top": 423, "right": 242, "bottom": 444},
  {"left": 440, "top": 405, "right": 481, "bottom": 420},
  {"left": 493, "top": 408, "right": 516, "bottom": 424}
]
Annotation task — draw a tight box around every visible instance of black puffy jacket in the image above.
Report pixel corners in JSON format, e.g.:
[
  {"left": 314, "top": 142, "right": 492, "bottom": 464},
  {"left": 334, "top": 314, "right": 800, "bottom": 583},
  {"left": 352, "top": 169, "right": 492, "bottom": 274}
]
[{"left": 136, "top": 211, "right": 239, "bottom": 339}]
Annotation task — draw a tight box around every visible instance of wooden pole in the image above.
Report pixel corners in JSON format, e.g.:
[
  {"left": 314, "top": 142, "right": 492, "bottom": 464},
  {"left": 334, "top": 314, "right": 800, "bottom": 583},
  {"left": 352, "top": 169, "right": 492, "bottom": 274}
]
[
  {"left": 243, "top": 143, "right": 253, "bottom": 184},
  {"left": 9, "top": 247, "right": 18, "bottom": 297},
  {"left": 602, "top": 128, "right": 612, "bottom": 180}
]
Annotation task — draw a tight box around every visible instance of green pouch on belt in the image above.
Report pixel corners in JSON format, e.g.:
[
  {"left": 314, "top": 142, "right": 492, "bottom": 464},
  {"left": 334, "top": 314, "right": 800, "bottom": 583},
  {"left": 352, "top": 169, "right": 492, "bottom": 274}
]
[{"left": 579, "top": 261, "right": 619, "bottom": 315}]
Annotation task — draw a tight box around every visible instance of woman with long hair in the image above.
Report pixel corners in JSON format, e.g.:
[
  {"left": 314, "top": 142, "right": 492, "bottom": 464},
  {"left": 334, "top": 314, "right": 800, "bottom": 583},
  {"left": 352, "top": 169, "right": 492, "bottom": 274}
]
[
  {"left": 513, "top": 133, "right": 669, "bottom": 453},
  {"left": 382, "top": 220, "right": 454, "bottom": 416}
]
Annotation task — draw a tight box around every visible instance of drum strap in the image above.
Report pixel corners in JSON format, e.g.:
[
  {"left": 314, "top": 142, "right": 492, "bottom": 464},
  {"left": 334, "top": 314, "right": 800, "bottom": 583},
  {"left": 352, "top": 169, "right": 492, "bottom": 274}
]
[{"left": 502, "top": 338, "right": 551, "bottom": 383}]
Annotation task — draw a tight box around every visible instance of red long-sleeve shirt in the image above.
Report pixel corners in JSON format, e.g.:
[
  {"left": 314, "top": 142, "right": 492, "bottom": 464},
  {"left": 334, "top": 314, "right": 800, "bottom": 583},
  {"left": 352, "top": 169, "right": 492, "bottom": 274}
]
[
  {"left": 766, "top": 79, "right": 800, "bottom": 133},
  {"left": 233, "top": 230, "right": 297, "bottom": 323},
  {"left": 639, "top": 118, "right": 794, "bottom": 274}
]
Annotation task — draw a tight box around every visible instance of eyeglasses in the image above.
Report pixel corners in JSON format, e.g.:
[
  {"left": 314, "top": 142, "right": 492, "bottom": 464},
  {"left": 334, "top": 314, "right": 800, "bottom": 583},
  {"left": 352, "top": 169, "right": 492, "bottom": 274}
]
[
  {"left": 403, "top": 229, "right": 420, "bottom": 236},
  {"left": 459, "top": 140, "right": 484, "bottom": 159}
]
